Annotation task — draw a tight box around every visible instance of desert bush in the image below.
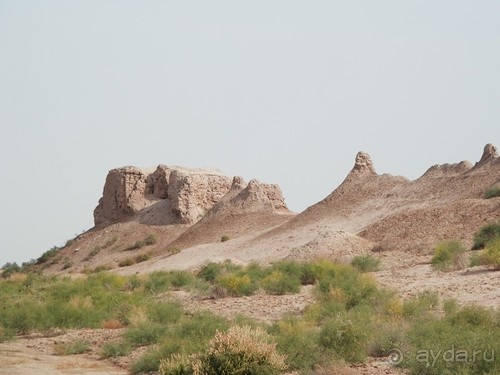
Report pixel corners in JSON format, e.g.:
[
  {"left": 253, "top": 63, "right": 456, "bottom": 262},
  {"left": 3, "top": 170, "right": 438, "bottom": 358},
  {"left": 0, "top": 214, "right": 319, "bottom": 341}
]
[
  {"left": 145, "top": 271, "right": 172, "bottom": 293},
  {"left": 431, "top": 241, "right": 467, "bottom": 271},
  {"left": 160, "top": 353, "right": 195, "bottom": 375},
  {"left": 175, "top": 311, "right": 228, "bottom": 342},
  {"left": 269, "top": 317, "right": 320, "bottom": 372},
  {"left": 126, "top": 234, "right": 157, "bottom": 250},
  {"left": 132, "top": 349, "right": 165, "bottom": 374},
  {"left": 118, "top": 258, "right": 135, "bottom": 267},
  {"left": 260, "top": 271, "right": 301, "bottom": 295},
  {"left": 149, "top": 302, "right": 183, "bottom": 325},
  {"left": 215, "top": 273, "right": 257, "bottom": 297},
  {"left": 401, "top": 311, "right": 500, "bottom": 375},
  {"left": 351, "top": 254, "right": 381, "bottom": 272},
  {"left": 197, "top": 260, "right": 242, "bottom": 283},
  {"left": 470, "top": 237, "right": 500, "bottom": 270},
  {"left": 135, "top": 253, "right": 151, "bottom": 263},
  {"left": 101, "top": 340, "right": 131, "bottom": 358},
  {"left": 169, "top": 270, "right": 195, "bottom": 289},
  {"left": 168, "top": 246, "right": 181, "bottom": 254},
  {"left": 446, "top": 304, "right": 496, "bottom": 327},
  {"left": 367, "top": 321, "right": 407, "bottom": 357},
  {"left": 319, "top": 312, "right": 370, "bottom": 363},
  {"left": 485, "top": 186, "right": 500, "bottom": 199},
  {"left": 315, "top": 264, "right": 379, "bottom": 310},
  {"left": 54, "top": 340, "right": 89, "bottom": 355},
  {"left": 220, "top": 235, "right": 230, "bottom": 242},
  {"left": 125, "top": 321, "right": 168, "bottom": 346},
  {"left": 196, "top": 325, "right": 286, "bottom": 375},
  {"left": 103, "top": 236, "right": 118, "bottom": 248},
  {"left": 402, "top": 291, "right": 439, "bottom": 319},
  {"left": 472, "top": 223, "right": 500, "bottom": 250},
  {"left": 36, "top": 246, "right": 61, "bottom": 264},
  {"left": 1, "top": 262, "right": 21, "bottom": 278},
  {"left": 90, "top": 264, "right": 112, "bottom": 273}
]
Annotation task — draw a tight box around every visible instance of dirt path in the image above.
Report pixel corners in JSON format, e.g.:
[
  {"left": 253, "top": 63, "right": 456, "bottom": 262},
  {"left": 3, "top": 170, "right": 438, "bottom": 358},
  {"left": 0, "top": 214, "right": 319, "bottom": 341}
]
[{"left": 0, "top": 341, "right": 126, "bottom": 375}]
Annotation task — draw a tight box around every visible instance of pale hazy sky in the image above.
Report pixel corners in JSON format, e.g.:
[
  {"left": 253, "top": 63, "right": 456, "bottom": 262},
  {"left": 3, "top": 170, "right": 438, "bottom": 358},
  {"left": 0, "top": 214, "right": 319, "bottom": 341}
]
[{"left": 1, "top": 1, "right": 499, "bottom": 266}]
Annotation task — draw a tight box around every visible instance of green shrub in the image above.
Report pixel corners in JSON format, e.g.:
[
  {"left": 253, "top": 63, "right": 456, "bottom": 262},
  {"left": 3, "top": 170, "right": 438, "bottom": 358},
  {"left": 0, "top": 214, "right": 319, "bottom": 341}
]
[
  {"left": 269, "top": 317, "right": 320, "bottom": 372},
  {"left": 1, "top": 262, "right": 21, "bottom": 278},
  {"left": 471, "top": 237, "right": 500, "bottom": 270},
  {"left": 446, "top": 304, "right": 496, "bottom": 327},
  {"left": 472, "top": 223, "right": 500, "bottom": 250},
  {"left": 260, "top": 271, "right": 301, "bottom": 295},
  {"left": 431, "top": 241, "right": 467, "bottom": 271},
  {"left": 351, "top": 255, "right": 381, "bottom": 272},
  {"left": 160, "top": 353, "right": 195, "bottom": 375},
  {"left": 215, "top": 273, "right": 257, "bottom": 297},
  {"left": 37, "top": 246, "right": 61, "bottom": 264},
  {"left": 402, "top": 314, "right": 500, "bottom": 375},
  {"left": 54, "top": 340, "right": 89, "bottom": 355},
  {"left": 101, "top": 340, "right": 131, "bottom": 358},
  {"left": 132, "top": 349, "right": 164, "bottom": 374},
  {"left": 485, "top": 186, "right": 500, "bottom": 199},
  {"left": 145, "top": 271, "right": 172, "bottom": 293},
  {"left": 175, "top": 311, "right": 228, "bottom": 342},
  {"left": 169, "top": 270, "right": 195, "bottom": 289},
  {"left": 125, "top": 321, "right": 167, "bottom": 346},
  {"left": 319, "top": 312, "right": 370, "bottom": 363},
  {"left": 220, "top": 235, "right": 230, "bottom": 242},
  {"left": 367, "top": 321, "right": 407, "bottom": 357},
  {"left": 197, "top": 260, "right": 243, "bottom": 283},
  {"left": 403, "top": 291, "right": 439, "bottom": 319},
  {"left": 149, "top": 302, "right": 183, "bottom": 325},
  {"left": 197, "top": 325, "right": 286, "bottom": 375}
]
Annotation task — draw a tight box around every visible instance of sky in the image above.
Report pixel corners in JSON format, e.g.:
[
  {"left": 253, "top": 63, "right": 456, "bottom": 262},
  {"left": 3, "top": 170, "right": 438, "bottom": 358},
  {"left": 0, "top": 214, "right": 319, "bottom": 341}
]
[{"left": 1, "top": 1, "right": 499, "bottom": 266}]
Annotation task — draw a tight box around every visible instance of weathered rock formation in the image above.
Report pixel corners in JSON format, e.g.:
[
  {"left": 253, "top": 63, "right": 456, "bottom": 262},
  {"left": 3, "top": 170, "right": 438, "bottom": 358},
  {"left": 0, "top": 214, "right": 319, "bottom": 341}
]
[
  {"left": 94, "top": 165, "right": 289, "bottom": 228},
  {"left": 94, "top": 166, "right": 233, "bottom": 226}
]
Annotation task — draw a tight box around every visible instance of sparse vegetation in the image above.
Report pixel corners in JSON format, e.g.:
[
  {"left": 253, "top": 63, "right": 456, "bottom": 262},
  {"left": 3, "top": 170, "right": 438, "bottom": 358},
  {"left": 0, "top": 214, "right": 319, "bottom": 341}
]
[
  {"left": 472, "top": 223, "right": 500, "bottom": 250},
  {"left": 36, "top": 246, "right": 61, "bottom": 264},
  {"left": 260, "top": 271, "right": 301, "bottom": 295},
  {"left": 119, "top": 258, "right": 135, "bottom": 267},
  {"left": 126, "top": 234, "right": 157, "bottom": 251},
  {"left": 470, "top": 237, "right": 500, "bottom": 270},
  {"left": 220, "top": 235, "right": 230, "bottom": 242},
  {"left": 135, "top": 253, "right": 151, "bottom": 263},
  {"left": 1, "top": 259, "right": 500, "bottom": 375},
  {"left": 101, "top": 340, "right": 131, "bottom": 358},
  {"left": 350, "top": 254, "right": 381, "bottom": 272},
  {"left": 54, "top": 340, "right": 90, "bottom": 355},
  {"left": 431, "top": 241, "right": 467, "bottom": 271},
  {"left": 168, "top": 246, "right": 181, "bottom": 254},
  {"left": 485, "top": 186, "right": 500, "bottom": 199}
]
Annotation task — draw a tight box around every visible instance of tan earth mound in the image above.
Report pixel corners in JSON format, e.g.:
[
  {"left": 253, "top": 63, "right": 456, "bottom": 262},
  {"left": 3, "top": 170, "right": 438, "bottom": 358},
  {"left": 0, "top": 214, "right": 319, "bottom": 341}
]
[
  {"left": 263, "top": 143, "right": 500, "bottom": 254},
  {"left": 169, "top": 177, "right": 294, "bottom": 249}
]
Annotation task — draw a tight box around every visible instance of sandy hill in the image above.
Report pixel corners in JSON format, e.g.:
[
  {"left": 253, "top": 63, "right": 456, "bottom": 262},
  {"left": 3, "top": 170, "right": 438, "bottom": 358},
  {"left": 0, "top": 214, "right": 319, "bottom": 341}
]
[{"left": 43, "top": 143, "right": 500, "bottom": 294}]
